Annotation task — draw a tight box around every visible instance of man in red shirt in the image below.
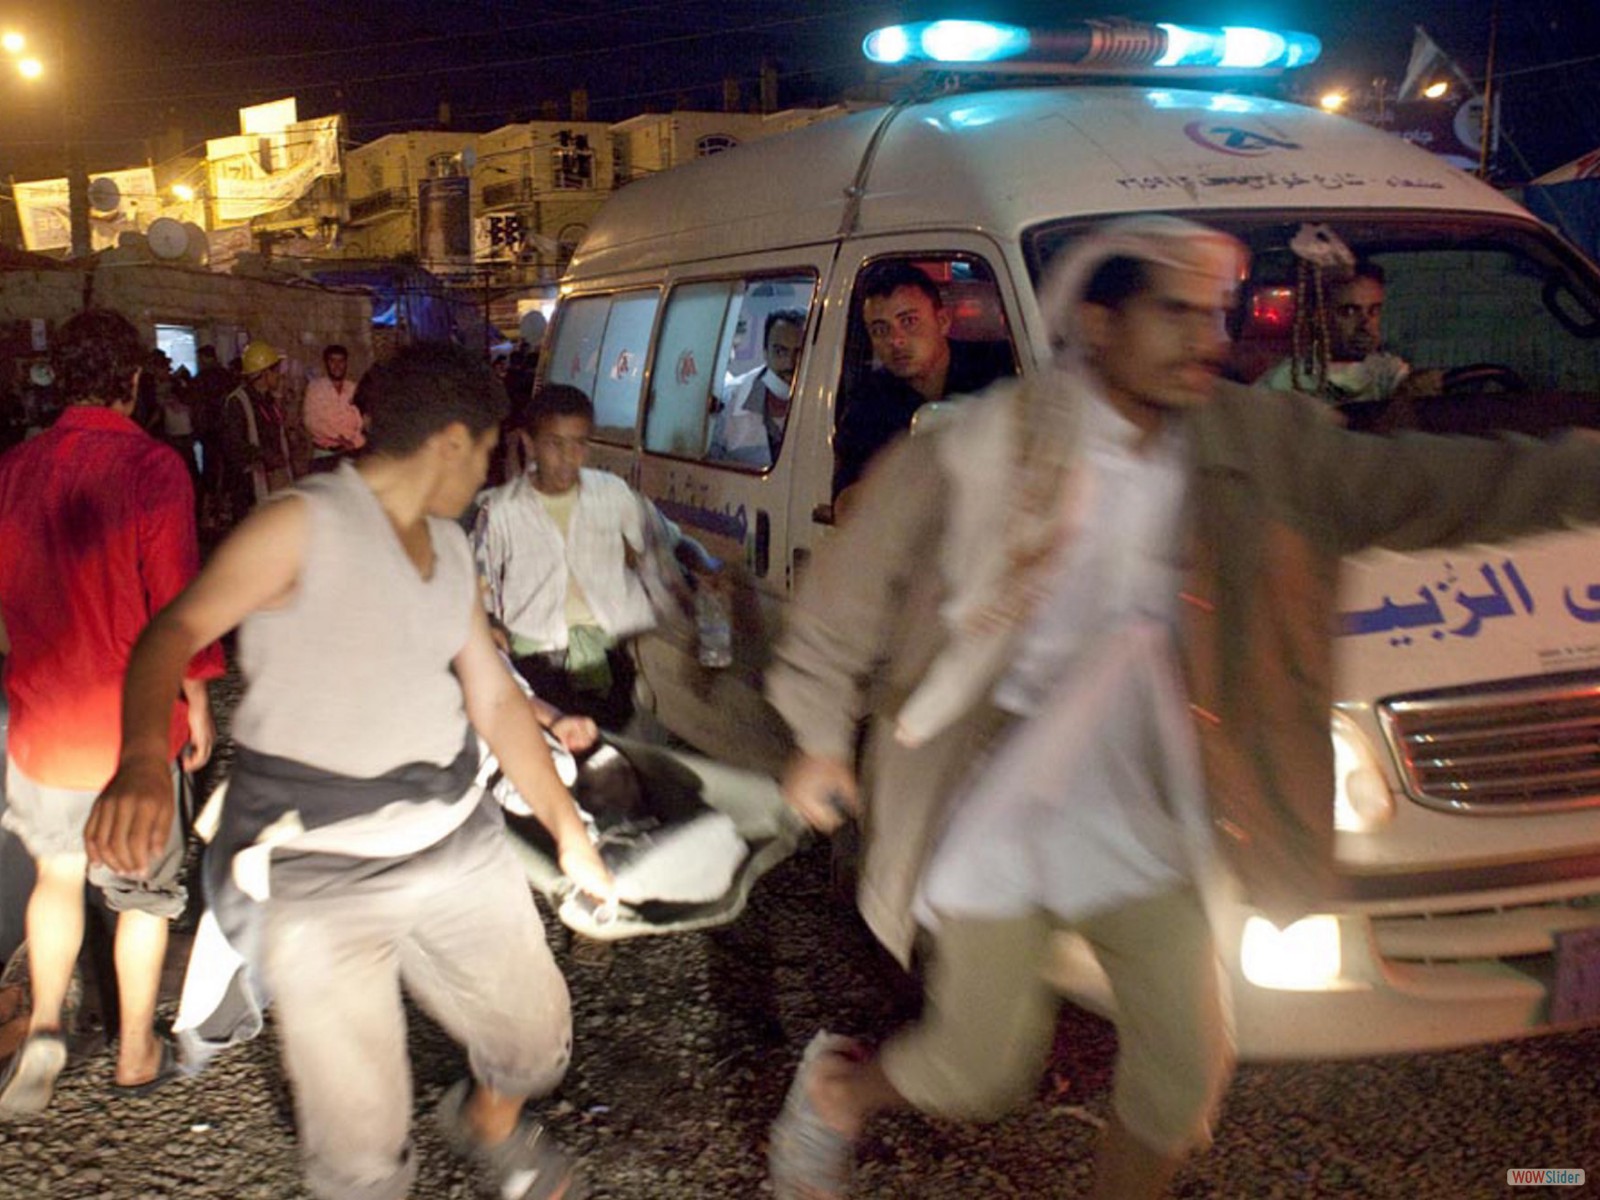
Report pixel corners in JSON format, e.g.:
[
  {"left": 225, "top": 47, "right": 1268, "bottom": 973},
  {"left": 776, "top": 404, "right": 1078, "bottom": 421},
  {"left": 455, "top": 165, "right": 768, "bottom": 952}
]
[{"left": 0, "top": 308, "right": 223, "bottom": 1117}]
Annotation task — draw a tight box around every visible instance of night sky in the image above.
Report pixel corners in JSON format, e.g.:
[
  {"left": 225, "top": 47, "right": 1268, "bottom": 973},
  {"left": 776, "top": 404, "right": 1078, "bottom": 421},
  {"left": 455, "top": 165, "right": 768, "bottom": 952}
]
[{"left": 2, "top": 1, "right": 1597, "bottom": 180}]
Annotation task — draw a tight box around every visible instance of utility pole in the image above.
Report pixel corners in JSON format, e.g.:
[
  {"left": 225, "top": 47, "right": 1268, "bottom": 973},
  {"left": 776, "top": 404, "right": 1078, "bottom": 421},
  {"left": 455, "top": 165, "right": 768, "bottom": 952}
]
[
  {"left": 1477, "top": 1, "right": 1499, "bottom": 181},
  {"left": 59, "top": 0, "right": 90, "bottom": 258}
]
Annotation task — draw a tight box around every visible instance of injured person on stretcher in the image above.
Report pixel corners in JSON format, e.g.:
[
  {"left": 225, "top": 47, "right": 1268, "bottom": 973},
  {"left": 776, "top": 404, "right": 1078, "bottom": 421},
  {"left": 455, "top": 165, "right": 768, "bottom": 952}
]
[{"left": 496, "top": 724, "right": 804, "bottom": 940}]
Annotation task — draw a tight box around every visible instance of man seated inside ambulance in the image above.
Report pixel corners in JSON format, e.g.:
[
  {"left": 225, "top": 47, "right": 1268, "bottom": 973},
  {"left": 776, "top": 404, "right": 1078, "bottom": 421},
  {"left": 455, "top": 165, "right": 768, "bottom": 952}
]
[
  {"left": 832, "top": 262, "right": 1013, "bottom": 508},
  {"left": 707, "top": 308, "right": 805, "bottom": 469},
  {"left": 1258, "top": 259, "right": 1443, "bottom": 407}
]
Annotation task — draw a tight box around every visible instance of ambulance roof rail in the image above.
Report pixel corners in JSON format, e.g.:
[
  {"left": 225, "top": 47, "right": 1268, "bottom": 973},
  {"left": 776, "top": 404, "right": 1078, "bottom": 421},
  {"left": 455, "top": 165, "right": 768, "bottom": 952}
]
[{"left": 862, "top": 17, "right": 1322, "bottom": 77}]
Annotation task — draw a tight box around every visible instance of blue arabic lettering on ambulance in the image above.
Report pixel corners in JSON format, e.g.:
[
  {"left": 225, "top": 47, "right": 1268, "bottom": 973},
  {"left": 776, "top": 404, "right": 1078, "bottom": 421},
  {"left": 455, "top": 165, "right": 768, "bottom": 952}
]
[
  {"left": 654, "top": 496, "right": 748, "bottom": 544},
  {"left": 1337, "top": 559, "right": 1556, "bottom": 645},
  {"left": 1564, "top": 583, "right": 1600, "bottom": 623}
]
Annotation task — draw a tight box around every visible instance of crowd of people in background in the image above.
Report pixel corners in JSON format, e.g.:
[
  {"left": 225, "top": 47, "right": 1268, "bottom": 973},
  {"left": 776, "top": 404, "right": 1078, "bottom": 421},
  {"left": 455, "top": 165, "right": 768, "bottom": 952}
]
[{"left": 1, "top": 335, "right": 545, "bottom": 496}]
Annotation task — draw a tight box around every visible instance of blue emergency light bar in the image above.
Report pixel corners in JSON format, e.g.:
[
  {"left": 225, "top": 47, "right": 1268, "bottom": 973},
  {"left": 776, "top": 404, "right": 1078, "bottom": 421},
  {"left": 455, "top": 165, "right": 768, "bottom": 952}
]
[{"left": 862, "top": 17, "right": 1321, "bottom": 73}]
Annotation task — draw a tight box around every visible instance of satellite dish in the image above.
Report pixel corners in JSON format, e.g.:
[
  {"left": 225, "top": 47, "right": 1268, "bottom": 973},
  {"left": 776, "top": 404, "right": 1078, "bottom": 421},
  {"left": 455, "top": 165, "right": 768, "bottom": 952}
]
[
  {"left": 181, "top": 221, "right": 210, "bottom": 264},
  {"left": 87, "top": 176, "right": 121, "bottom": 213},
  {"left": 519, "top": 310, "right": 548, "bottom": 345},
  {"left": 147, "top": 217, "right": 189, "bottom": 260}
]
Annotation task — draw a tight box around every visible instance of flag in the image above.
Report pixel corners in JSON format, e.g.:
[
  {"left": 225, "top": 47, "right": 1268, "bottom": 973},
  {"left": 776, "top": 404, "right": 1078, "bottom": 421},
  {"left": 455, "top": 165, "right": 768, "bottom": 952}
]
[
  {"left": 1398, "top": 26, "right": 1478, "bottom": 102},
  {"left": 1532, "top": 147, "right": 1600, "bottom": 186},
  {"left": 1393, "top": 25, "right": 1504, "bottom": 175}
]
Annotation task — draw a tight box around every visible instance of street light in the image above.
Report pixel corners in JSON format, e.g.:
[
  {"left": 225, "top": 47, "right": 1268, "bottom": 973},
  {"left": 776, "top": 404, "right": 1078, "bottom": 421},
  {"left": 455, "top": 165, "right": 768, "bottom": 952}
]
[
  {"left": 1319, "top": 91, "right": 1348, "bottom": 112},
  {"left": 3, "top": 15, "right": 88, "bottom": 258},
  {"left": 1422, "top": 80, "right": 1449, "bottom": 99},
  {"left": 3, "top": 27, "right": 37, "bottom": 77}
]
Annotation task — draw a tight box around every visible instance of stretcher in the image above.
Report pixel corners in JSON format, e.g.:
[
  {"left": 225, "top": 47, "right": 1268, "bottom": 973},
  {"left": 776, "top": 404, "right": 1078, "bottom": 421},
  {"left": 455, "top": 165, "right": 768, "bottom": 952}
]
[{"left": 500, "top": 734, "right": 804, "bottom": 940}]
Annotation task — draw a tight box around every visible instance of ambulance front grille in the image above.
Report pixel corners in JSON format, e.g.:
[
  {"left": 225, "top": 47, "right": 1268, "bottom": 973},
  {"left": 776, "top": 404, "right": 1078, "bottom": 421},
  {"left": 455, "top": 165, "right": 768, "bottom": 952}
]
[{"left": 1379, "top": 675, "right": 1600, "bottom": 814}]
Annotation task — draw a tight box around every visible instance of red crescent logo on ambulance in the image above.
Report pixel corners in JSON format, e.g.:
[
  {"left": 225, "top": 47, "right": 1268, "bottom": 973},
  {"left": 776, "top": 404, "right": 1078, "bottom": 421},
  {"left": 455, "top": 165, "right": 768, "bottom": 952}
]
[
  {"left": 675, "top": 349, "right": 698, "bottom": 386},
  {"left": 1183, "top": 121, "right": 1301, "bottom": 157}
]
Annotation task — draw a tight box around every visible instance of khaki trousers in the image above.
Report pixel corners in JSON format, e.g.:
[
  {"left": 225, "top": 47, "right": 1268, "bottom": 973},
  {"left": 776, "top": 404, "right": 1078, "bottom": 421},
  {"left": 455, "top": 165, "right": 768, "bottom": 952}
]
[
  {"left": 261, "top": 805, "right": 572, "bottom": 1200},
  {"left": 880, "top": 887, "right": 1233, "bottom": 1156}
]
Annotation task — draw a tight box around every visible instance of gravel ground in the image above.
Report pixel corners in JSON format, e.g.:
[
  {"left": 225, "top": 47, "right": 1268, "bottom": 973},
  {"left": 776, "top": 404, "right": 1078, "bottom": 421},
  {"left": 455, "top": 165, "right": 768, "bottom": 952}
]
[
  {"left": 3, "top": 845, "right": 1599, "bottom": 1200},
  {"left": 2, "top": 667, "right": 1599, "bottom": 1198}
]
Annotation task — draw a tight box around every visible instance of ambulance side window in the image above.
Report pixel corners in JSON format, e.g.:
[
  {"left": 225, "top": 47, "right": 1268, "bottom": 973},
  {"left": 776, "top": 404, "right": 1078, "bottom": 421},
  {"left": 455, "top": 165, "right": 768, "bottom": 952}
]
[
  {"left": 645, "top": 280, "right": 732, "bottom": 458},
  {"left": 834, "top": 255, "right": 1016, "bottom": 496},
  {"left": 643, "top": 272, "right": 817, "bottom": 471},
  {"left": 544, "top": 289, "right": 659, "bottom": 445}
]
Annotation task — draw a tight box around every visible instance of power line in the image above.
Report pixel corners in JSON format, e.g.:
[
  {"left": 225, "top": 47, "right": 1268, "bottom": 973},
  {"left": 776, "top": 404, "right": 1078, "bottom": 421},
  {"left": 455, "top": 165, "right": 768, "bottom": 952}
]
[
  {"left": 97, "top": 0, "right": 677, "bottom": 77},
  {"left": 91, "top": 6, "right": 863, "bottom": 109},
  {"left": 1491, "top": 50, "right": 1600, "bottom": 82}
]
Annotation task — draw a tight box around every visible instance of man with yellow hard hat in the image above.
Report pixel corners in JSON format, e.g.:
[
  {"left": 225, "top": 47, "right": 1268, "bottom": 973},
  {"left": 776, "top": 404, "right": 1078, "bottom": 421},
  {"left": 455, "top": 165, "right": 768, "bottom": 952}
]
[{"left": 219, "top": 341, "right": 296, "bottom": 524}]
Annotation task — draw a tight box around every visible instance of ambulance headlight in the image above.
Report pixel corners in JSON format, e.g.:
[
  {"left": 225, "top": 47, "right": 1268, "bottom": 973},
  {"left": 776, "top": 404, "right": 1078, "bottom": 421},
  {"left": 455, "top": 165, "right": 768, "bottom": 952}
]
[
  {"left": 1240, "top": 914, "right": 1342, "bottom": 990},
  {"left": 1332, "top": 710, "right": 1395, "bottom": 833}
]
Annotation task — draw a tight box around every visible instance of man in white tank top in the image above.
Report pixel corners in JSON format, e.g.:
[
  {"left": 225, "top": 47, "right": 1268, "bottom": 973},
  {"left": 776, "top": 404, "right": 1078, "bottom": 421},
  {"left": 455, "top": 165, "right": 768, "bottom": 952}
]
[{"left": 87, "top": 343, "right": 615, "bottom": 1200}]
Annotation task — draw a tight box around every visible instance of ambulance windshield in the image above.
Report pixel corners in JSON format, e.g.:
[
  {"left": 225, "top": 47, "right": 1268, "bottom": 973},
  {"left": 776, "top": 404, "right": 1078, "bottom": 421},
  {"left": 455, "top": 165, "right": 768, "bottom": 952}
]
[{"left": 1025, "top": 212, "right": 1600, "bottom": 431}]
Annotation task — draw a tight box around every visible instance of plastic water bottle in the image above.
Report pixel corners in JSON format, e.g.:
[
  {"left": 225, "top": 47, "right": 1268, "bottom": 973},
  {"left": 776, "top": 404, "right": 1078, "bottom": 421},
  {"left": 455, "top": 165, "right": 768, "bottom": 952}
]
[{"left": 696, "top": 587, "right": 733, "bottom": 669}]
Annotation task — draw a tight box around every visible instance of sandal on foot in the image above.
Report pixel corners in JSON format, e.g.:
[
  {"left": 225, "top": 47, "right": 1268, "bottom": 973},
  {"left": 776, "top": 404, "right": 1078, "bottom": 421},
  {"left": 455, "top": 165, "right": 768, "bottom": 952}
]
[
  {"left": 0, "top": 1031, "right": 68, "bottom": 1119},
  {"left": 110, "top": 1036, "right": 181, "bottom": 1098},
  {"left": 436, "top": 1080, "right": 590, "bottom": 1200},
  {"left": 769, "top": 1031, "right": 861, "bottom": 1200}
]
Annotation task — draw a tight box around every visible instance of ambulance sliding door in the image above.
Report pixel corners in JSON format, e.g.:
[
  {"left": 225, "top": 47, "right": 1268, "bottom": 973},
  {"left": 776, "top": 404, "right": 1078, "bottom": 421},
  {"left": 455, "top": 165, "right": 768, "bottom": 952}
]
[{"left": 630, "top": 252, "right": 826, "bottom": 770}]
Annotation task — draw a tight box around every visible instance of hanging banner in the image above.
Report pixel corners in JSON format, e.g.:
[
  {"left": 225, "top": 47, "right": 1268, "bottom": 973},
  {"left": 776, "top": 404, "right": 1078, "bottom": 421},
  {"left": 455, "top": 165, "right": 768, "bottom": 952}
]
[
  {"left": 1391, "top": 94, "right": 1499, "bottom": 173},
  {"left": 240, "top": 97, "right": 299, "bottom": 136},
  {"left": 12, "top": 167, "right": 160, "bottom": 253},
  {"left": 207, "top": 114, "right": 343, "bottom": 225}
]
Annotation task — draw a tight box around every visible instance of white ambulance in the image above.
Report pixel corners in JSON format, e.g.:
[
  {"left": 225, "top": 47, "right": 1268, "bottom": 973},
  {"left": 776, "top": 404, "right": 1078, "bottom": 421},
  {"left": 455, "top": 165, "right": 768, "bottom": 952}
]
[{"left": 538, "top": 19, "right": 1600, "bottom": 1058}]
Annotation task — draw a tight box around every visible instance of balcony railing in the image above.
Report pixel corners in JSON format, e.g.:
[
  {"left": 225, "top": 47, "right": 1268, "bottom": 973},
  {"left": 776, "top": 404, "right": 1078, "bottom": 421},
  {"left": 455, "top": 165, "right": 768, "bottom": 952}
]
[
  {"left": 347, "top": 188, "right": 410, "bottom": 224},
  {"left": 483, "top": 177, "right": 534, "bottom": 209}
]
